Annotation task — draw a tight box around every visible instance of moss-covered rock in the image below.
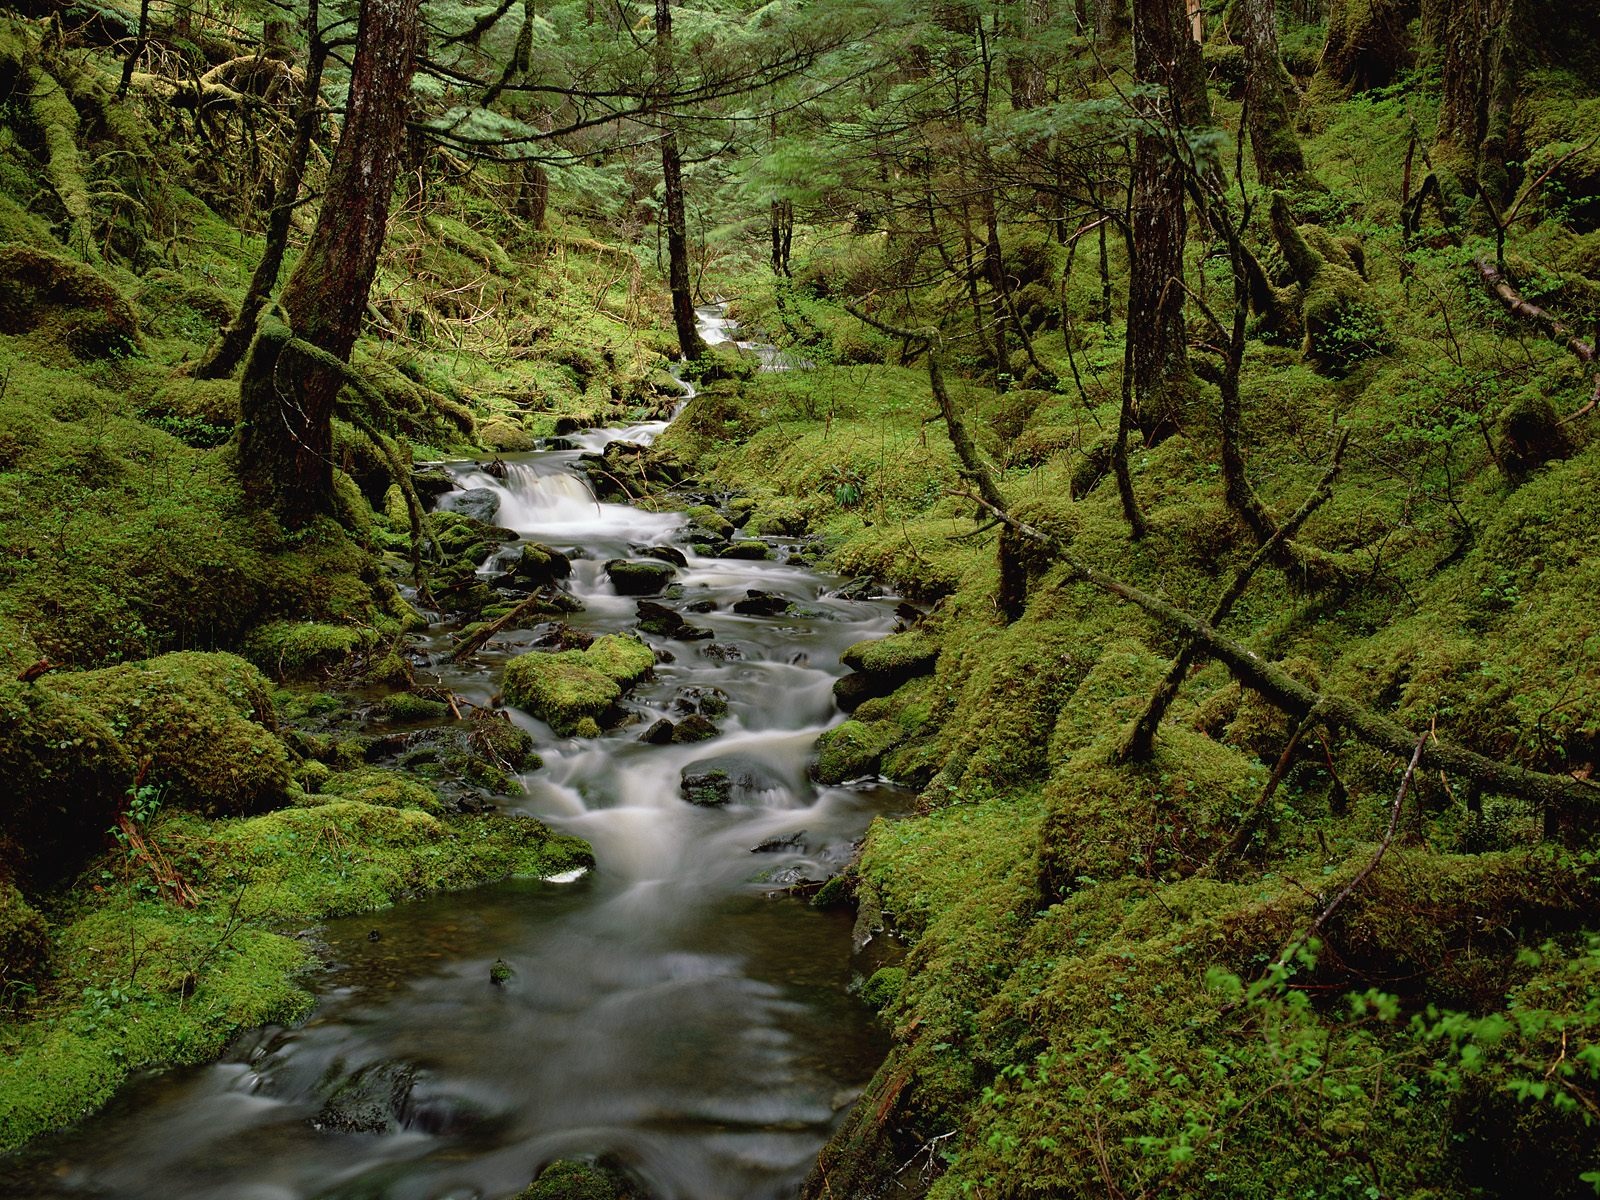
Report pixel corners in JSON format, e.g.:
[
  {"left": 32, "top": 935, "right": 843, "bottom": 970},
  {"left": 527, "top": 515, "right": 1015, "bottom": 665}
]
[
  {"left": 503, "top": 653, "right": 620, "bottom": 735},
  {"left": 0, "top": 881, "right": 49, "bottom": 991},
  {"left": 511, "top": 541, "right": 573, "bottom": 585},
  {"left": 54, "top": 652, "right": 292, "bottom": 818},
  {"left": 0, "top": 677, "right": 133, "bottom": 889},
  {"left": 582, "top": 633, "right": 656, "bottom": 687},
  {"left": 0, "top": 243, "right": 139, "bottom": 359},
  {"left": 815, "top": 719, "right": 902, "bottom": 783},
  {"left": 320, "top": 767, "right": 441, "bottom": 814},
  {"left": 604, "top": 558, "right": 675, "bottom": 595},
  {"left": 518, "top": 1158, "right": 631, "bottom": 1200},
  {"left": 243, "top": 621, "right": 377, "bottom": 679}
]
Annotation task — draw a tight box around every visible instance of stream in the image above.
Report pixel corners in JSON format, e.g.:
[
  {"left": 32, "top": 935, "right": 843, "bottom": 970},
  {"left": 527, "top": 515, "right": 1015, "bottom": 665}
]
[{"left": 6, "top": 308, "right": 908, "bottom": 1200}]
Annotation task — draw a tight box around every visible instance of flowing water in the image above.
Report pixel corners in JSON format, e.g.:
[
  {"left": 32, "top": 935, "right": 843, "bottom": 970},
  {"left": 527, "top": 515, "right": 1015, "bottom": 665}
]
[{"left": 7, "top": 310, "right": 907, "bottom": 1200}]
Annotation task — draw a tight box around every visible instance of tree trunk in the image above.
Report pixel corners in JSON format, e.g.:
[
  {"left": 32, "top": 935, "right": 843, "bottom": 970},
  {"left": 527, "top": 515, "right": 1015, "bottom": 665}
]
[
  {"left": 1428, "top": 0, "right": 1519, "bottom": 206},
  {"left": 1238, "top": 0, "right": 1315, "bottom": 189},
  {"left": 515, "top": 159, "right": 549, "bottom": 230},
  {"left": 1128, "top": 0, "right": 1210, "bottom": 441},
  {"left": 196, "top": 1, "right": 325, "bottom": 381},
  {"left": 656, "top": 0, "right": 705, "bottom": 361},
  {"left": 238, "top": 0, "right": 421, "bottom": 526},
  {"left": 1307, "top": 0, "right": 1417, "bottom": 105}
]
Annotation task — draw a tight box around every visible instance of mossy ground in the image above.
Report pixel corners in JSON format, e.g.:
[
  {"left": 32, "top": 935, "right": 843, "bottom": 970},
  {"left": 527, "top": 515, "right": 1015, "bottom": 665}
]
[
  {"left": 0, "top": 24, "right": 665, "bottom": 1160},
  {"left": 649, "top": 35, "right": 1600, "bottom": 1200}
]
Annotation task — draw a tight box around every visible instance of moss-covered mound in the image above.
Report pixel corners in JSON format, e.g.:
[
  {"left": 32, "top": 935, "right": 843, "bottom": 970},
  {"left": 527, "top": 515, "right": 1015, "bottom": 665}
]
[
  {"left": 53, "top": 651, "right": 292, "bottom": 818},
  {"left": 0, "top": 243, "right": 139, "bottom": 359},
  {"left": 502, "top": 634, "right": 655, "bottom": 735}
]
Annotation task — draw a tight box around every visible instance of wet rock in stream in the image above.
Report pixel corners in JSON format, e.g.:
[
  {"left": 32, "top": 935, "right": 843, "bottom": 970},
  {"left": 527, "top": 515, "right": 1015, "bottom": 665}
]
[
  {"left": 635, "top": 600, "right": 712, "bottom": 641},
  {"left": 604, "top": 558, "right": 676, "bottom": 595},
  {"left": 449, "top": 487, "right": 502, "bottom": 524},
  {"left": 312, "top": 1059, "right": 419, "bottom": 1134},
  {"left": 731, "top": 589, "right": 791, "bottom": 617}
]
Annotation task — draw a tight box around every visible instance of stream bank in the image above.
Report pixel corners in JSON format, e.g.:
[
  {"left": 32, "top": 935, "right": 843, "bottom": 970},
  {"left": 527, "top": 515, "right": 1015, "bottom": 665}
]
[{"left": 4, "top": 309, "right": 912, "bottom": 1200}]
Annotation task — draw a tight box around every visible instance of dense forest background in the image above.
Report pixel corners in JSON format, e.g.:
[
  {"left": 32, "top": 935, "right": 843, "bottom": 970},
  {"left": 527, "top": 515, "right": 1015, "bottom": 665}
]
[{"left": 1, "top": 0, "right": 1599, "bottom": 1195}]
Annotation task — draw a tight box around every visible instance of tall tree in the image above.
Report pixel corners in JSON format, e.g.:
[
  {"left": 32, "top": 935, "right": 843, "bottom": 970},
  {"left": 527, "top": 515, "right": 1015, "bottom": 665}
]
[
  {"left": 656, "top": 0, "right": 707, "bottom": 362},
  {"left": 1127, "top": 0, "right": 1211, "bottom": 440},
  {"left": 1236, "top": 0, "right": 1315, "bottom": 190},
  {"left": 238, "top": 0, "right": 423, "bottom": 524}
]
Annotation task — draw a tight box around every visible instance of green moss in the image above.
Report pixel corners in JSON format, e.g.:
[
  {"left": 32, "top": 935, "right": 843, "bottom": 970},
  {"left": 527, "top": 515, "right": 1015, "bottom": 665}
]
[
  {"left": 503, "top": 651, "right": 621, "bottom": 736},
  {"left": 815, "top": 718, "right": 901, "bottom": 783},
  {"left": 243, "top": 621, "right": 377, "bottom": 679},
  {"left": 319, "top": 767, "right": 441, "bottom": 814},
  {"left": 841, "top": 630, "right": 940, "bottom": 679},
  {"left": 379, "top": 692, "right": 450, "bottom": 722},
  {"left": 52, "top": 651, "right": 291, "bottom": 818},
  {"left": 860, "top": 966, "right": 906, "bottom": 1011},
  {"left": 582, "top": 632, "right": 655, "bottom": 686},
  {"left": 0, "top": 881, "right": 49, "bottom": 991},
  {"left": 1036, "top": 729, "right": 1263, "bottom": 900},
  {"left": 517, "top": 1159, "right": 629, "bottom": 1200}
]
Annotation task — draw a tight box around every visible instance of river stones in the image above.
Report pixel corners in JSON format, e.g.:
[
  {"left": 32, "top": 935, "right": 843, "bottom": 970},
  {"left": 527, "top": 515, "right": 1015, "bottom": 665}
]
[
  {"left": 510, "top": 542, "right": 573, "bottom": 585},
  {"left": 639, "top": 718, "right": 675, "bottom": 744},
  {"left": 449, "top": 487, "right": 501, "bottom": 524},
  {"left": 679, "top": 754, "right": 783, "bottom": 807},
  {"left": 490, "top": 958, "right": 514, "bottom": 985},
  {"left": 671, "top": 713, "right": 718, "bottom": 743},
  {"left": 604, "top": 558, "right": 675, "bottom": 595},
  {"left": 635, "top": 543, "right": 688, "bottom": 567},
  {"left": 751, "top": 831, "right": 804, "bottom": 853},
  {"left": 312, "top": 1059, "right": 418, "bottom": 1134},
  {"left": 731, "top": 589, "right": 791, "bottom": 617},
  {"left": 719, "top": 541, "right": 771, "bottom": 560},
  {"left": 672, "top": 685, "right": 728, "bottom": 718},
  {"left": 635, "top": 600, "right": 712, "bottom": 641}
]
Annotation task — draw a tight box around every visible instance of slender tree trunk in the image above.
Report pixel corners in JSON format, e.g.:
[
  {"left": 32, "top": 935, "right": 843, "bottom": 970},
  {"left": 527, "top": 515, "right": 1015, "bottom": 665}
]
[
  {"left": 1128, "top": 0, "right": 1210, "bottom": 441},
  {"left": 238, "top": 0, "right": 421, "bottom": 525},
  {"left": 515, "top": 159, "right": 549, "bottom": 229},
  {"left": 655, "top": 0, "right": 705, "bottom": 361},
  {"left": 197, "top": 0, "right": 326, "bottom": 381},
  {"left": 1238, "top": 0, "right": 1315, "bottom": 189}
]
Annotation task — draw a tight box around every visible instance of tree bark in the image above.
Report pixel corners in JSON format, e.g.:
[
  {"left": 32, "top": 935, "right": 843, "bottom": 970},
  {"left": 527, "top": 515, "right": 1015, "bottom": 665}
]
[
  {"left": 1237, "top": 0, "right": 1315, "bottom": 189},
  {"left": 1128, "top": 0, "right": 1211, "bottom": 441},
  {"left": 1428, "top": 0, "right": 1519, "bottom": 205},
  {"left": 238, "top": 0, "right": 421, "bottom": 525},
  {"left": 656, "top": 0, "right": 705, "bottom": 361},
  {"left": 196, "top": 0, "right": 325, "bottom": 381},
  {"left": 1308, "top": 0, "right": 1417, "bottom": 105}
]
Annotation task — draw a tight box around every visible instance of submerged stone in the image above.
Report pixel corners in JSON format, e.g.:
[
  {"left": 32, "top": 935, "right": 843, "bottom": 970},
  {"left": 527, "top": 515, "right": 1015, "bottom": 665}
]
[{"left": 312, "top": 1059, "right": 418, "bottom": 1134}]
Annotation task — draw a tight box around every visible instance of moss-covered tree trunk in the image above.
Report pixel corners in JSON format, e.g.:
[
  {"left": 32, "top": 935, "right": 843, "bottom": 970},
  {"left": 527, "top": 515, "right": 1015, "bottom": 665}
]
[
  {"left": 196, "top": 0, "right": 325, "bottom": 381},
  {"left": 237, "top": 0, "right": 421, "bottom": 525},
  {"left": 656, "top": 0, "right": 705, "bottom": 362},
  {"left": 1128, "top": 0, "right": 1211, "bottom": 440},
  {"left": 1306, "top": 0, "right": 1417, "bottom": 105},
  {"left": 1428, "top": 0, "right": 1520, "bottom": 206},
  {"left": 1238, "top": 0, "right": 1315, "bottom": 189}
]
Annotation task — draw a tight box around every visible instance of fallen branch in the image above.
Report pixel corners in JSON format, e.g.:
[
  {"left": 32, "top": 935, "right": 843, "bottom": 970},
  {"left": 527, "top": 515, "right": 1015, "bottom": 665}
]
[
  {"left": 447, "top": 587, "right": 560, "bottom": 661},
  {"left": 1117, "top": 430, "right": 1349, "bottom": 762},
  {"left": 1473, "top": 256, "right": 1595, "bottom": 368},
  {"left": 964, "top": 491, "right": 1598, "bottom": 815},
  {"left": 1274, "top": 734, "right": 1425, "bottom": 971}
]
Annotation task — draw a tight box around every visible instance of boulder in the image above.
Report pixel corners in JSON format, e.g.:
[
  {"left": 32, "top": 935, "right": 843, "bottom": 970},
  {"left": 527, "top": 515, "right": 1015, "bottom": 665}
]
[
  {"left": 637, "top": 544, "right": 688, "bottom": 567},
  {"left": 719, "top": 542, "right": 771, "bottom": 560},
  {"left": 604, "top": 559, "right": 675, "bottom": 595},
  {"left": 679, "top": 754, "right": 783, "bottom": 806},
  {"left": 312, "top": 1059, "right": 418, "bottom": 1134},
  {"left": 450, "top": 487, "right": 501, "bottom": 524},
  {"left": 639, "top": 718, "right": 676, "bottom": 744},
  {"left": 511, "top": 542, "right": 573, "bottom": 586},
  {"left": 732, "top": 590, "right": 791, "bottom": 617},
  {"left": 671, "top": 714, "right": 719, "bottom": 743},
  {"left": 635, "top": 600, "right": 713, "bottom": 641},
  {"left": 680, "top": 768, "right": 732, "bottom": 807},
  {"left": 503, "top": 635, "right": 654, "bottom": 736}
]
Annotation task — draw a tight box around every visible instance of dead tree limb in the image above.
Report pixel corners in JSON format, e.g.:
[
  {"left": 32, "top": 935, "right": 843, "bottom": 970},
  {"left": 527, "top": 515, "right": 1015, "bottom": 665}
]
[
  {"left": 447, "top": 587, "right": 560, "bottom": 661},
  {"left": 1274, "top": 734, "right": 1425, "bottom": 971},
  {"left": 962, "top": 492, "right": 1599, "bottom": 815},
  {"left": 1474, "top": 256, "right": 1596, "bottom": 369},
  {"left": 1116, "top": 429, "right": 1349, "bottom": 762}
]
